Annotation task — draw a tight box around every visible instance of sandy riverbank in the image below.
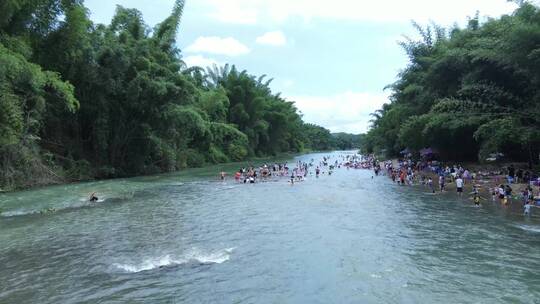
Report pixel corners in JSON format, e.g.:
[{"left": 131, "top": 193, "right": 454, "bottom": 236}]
[{"left": 379, "top": 160, "right": 540, "bottom": 215}]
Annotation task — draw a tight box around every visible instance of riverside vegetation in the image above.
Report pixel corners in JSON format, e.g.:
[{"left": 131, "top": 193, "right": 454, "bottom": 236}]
[
  {"left": 0, "top": 0, "right": 361, "bottom": 190},
  {"left": 362, "top": 2, "right": 540, "bottom": 166}
]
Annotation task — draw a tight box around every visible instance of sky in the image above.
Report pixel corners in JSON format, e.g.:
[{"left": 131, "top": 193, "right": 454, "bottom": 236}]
[{"left": 84, "top": 0, "right": 519, "bottom": 134}]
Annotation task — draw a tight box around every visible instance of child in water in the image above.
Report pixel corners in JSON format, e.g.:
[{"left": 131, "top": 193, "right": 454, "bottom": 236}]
[{"left": 472, "top": 193, "right": 484, "bottom": 207}]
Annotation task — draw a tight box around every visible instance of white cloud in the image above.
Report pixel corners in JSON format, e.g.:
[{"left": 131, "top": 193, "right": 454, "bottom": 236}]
[
  {"left": 183, "top": 55, "right": 222, "bottom": 68},
  {"left": 185, "top": 36, "right": 250, "bottom": 56},
  {"left": 256, "top": 31, "right": 287, "bottom": 46},
  {"left": 202, "top": 0, "right": 517, "bottom": 25},
  {"left": 209, "top": 7, "right": 258, "bottom": 25},
  {"left": 290, "top": 91, "right": 389, "bottom": 134}
]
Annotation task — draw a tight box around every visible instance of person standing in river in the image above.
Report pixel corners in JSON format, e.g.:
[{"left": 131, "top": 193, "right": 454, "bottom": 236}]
[
  {"left": 497, "top": 184, "right": 505, "bottom": 202},
  {"left": 456, "top": 176, "right": 464, "bottom": 196},
  {"left": 516, "top": 168, "right": 523, "bottom": 184},
  {"left": 439, "top": 175, "right": 445, "bottom": 192},
  {"left": 524, "top": 200, "right": 533, "bottom": 216},
  {"left": 428, "top": 177, "right": 435, "bottom": 193},
  {"left": 399, "top": 170, "right": 406, "bottom": 185},
  {"left": 505, "top": 184, "right": 513, "bottom": 204},
  {"left": 508, "top": 164, "right": 515, "bottom": 184}
]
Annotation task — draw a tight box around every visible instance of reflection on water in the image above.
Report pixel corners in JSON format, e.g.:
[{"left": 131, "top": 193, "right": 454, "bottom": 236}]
[{"left": 1, "top": 152, "right": 540, "bottom": 304}]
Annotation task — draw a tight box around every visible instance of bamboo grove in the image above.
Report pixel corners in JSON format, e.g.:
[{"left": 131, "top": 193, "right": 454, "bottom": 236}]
[
  {"left": 0, "top": 0, "right": 360, "bottom": 190},
  {"left": 362, "top": 2, "right": 540, "bottom": 165}
]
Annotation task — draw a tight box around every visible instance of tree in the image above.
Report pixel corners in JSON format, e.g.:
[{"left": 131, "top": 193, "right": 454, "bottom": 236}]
[{"left": 363, "top": 2, "right": 540, "bottom": 163}]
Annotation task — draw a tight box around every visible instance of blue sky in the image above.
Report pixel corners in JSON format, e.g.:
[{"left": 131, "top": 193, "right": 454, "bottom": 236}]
[{"left": 84, "top": 0, "right": 518, "bottom": 134}]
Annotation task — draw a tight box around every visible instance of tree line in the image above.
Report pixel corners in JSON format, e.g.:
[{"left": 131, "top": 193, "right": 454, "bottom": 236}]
[
  {"left": 362, "top": 2, "right": 540, "bottom": 166},
  {"left": 0, "top": 0, "right": 358, "bottom": 190}
]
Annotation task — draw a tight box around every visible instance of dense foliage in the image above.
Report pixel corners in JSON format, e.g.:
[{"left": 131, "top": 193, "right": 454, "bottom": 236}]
[
  {"left": 299, "top": 124, "right": 362, "bottom": 151},
  {"left": 362, "top": 2, "right": 540, "bottom": 165},
  {"left": 332, "top": 133, "right": 363, "bottom": 150},
  {"left": 0, "top": 0, "right": 353, "bottom": 190}
]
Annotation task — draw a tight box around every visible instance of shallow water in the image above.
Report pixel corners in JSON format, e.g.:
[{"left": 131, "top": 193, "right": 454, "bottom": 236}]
[{"left": 1, "top": 152, "right": 540, "bottom": 304}]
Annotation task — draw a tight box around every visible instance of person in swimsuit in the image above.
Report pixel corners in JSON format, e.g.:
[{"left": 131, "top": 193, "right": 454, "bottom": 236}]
[
  {"left": 89, "top": 192, "right": 99, "bottom": 202},
  {"left": 399, "top": 171, "right": 406, "bottom": 185}
]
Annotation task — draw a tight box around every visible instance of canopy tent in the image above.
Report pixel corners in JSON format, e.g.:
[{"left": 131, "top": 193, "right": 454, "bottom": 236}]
[
  {"left": 485, "top": 152, "right": 504, "bottom": 162},
  {"left": 420, "top": 148, "right": 438, "bottom": 156},
  {"left": 419, "top": 147, "right": 439, "bottom": 160}
]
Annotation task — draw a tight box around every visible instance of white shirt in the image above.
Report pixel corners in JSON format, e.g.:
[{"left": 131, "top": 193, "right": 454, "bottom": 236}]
[{"left": 456, "top": 178, "right": 464, "bottom": 188}]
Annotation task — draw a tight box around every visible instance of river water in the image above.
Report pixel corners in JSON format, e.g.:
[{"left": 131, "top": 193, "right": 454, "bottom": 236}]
[{"left": 1, "top": 152, "right": 540, "bottom": 304}]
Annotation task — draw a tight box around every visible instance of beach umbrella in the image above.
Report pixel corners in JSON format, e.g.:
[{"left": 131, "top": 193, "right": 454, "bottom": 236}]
[{"left": 419, "top": 148, "right": 432, "bottom": 156}]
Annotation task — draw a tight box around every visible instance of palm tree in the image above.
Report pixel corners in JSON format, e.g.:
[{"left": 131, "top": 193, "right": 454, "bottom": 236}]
[{"left": 205, "top": 63, "right": 232, "bottom": 88}]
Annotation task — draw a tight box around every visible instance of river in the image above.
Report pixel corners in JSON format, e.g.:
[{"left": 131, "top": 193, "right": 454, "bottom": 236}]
[{"left": 1, "top": 152, "right": 540, "bottom": 304}]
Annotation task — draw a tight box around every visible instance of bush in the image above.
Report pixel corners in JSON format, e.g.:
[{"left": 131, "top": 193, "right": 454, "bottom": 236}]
[
  {"left": 65, "top": 159, "right": 92, "bottom": 181},
  {"left": 185, "top": 149, "right": 205, "bottom": 168},
  {"left": 228, "top": 144, "right": 248, "bottom": 161},
  {"left": 207, "top": 145, "right": 229, "bottom": 164}
]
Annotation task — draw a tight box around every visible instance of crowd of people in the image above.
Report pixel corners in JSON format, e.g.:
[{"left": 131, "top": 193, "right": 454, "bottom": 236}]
[
  {"left": 84, "top": 155, "right": 360, "bottom": 206},
  {"left": 221, "top": 157, "right": 327, "bottom": 185},
  {"left": 363, "top": 155, "right": 540, "bottom": 216},
  {"left": 83, "top": 153, "right": 540, "bottom": 218},
  {"left": 218, "top": 154, "right": 370, "bottom": 185}
]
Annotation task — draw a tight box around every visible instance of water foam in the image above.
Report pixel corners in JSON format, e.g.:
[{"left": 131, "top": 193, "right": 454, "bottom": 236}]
[
  {"left": 2, "top": 202, "right": 87, "bottom": 218},
  {"left": 0, "top": 196, "right": 117, "bottom": 218},
  {"left": 114, "top": 247, "right": 235, "bottom": 273},
  {"left": 0, "top": 210, "right": 38, "bottom": 217},
  {"left": 114, "top": 255, "right": 185, "bottom": 273},
  {"left": 514, "top": 224, "right": 540, "bottom": 233}
]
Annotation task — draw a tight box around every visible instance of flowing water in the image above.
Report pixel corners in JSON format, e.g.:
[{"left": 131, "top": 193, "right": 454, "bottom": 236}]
[{"left": 1, "top": 152, "right": 540, "bottom": 304}]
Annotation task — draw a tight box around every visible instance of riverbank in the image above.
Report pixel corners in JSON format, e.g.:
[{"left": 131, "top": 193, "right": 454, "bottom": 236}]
[
  {"left": 0, "top": 152, "right": 303, "bottom": 193},
  {"left": 0, "top": 151, "right": 346, "bottom": 217},
  {"left": 378, "top": 159, "right": 540, "bottom": 216}
]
